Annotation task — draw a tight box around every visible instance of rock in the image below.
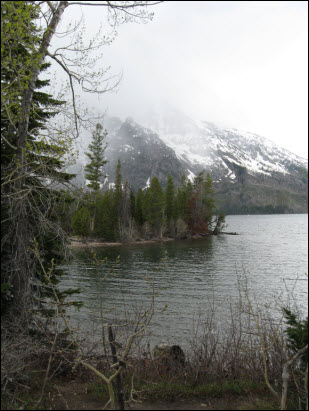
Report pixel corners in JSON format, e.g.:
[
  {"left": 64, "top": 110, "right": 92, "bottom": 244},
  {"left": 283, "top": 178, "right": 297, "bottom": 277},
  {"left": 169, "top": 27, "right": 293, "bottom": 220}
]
[{"left": 153, "top": 344, "right": 185, "bottom": 367}]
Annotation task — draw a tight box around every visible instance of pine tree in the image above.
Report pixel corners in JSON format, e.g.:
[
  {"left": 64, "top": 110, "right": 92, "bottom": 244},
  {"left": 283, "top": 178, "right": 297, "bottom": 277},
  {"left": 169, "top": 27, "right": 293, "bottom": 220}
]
[
  {"left": 283, "top": 308, "right": 308, "bottom": 368},
  {"left": 84, "top": 123, "right": 107, "bottom": 232},
  {"left": 120, "top": 180, "right": 130, "bottom": 234},
  {"left": 129, "top": 187, "right": 136, "bottom": 221},
  {"left": 144, "top": 177, "right": 164, "bottom": 236},
  {"left": 188, "top": 171, "right": 216, "bottom": 234},
  {"left": 165, "top": 174, "right": 176, "bottom": 221},
  {"left": 94, "top": 191, "right": 116, "bottom": 241},
  {"left": 203, "top": 172, "right": 216, "bottom": 226},
  {"left": 114, "top": 159, "right": 123, "bottom": 209},
  {"left": 176, "top": 175, "right": 192, "bottom": 222},
  {"left": 135, "top": 188, "right": 145, "bottom": 226},
  {"left": 72, "top": 206, "right": 92, "bottom": 238},
  {"left": 85, "top": 124, "right": 107, "bottom": 191},
  {"left": 112, "top": 159, "right": 123, "bottom": 238},
  {"left": 1, "top": 2, "right": 78, "bottom": 316}
]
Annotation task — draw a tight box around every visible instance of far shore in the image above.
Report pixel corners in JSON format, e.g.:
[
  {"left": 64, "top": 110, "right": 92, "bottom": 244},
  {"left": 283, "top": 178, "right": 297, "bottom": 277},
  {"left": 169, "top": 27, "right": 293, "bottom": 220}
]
[{"left": 70, "top": 232, "right": 238, "bottom": 248}]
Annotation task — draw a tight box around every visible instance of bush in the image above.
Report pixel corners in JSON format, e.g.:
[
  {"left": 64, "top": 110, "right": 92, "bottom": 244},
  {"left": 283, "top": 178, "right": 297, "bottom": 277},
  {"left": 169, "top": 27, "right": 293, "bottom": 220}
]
[{"left": 283, "top": 308, "right": 308, "bottom": 365}]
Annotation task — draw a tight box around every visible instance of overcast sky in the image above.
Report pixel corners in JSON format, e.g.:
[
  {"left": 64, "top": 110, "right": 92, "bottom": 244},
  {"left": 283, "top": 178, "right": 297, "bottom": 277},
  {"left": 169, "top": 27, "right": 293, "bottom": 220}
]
[{"left": 58, "top": 1, "right": 308, "bottom": 159}]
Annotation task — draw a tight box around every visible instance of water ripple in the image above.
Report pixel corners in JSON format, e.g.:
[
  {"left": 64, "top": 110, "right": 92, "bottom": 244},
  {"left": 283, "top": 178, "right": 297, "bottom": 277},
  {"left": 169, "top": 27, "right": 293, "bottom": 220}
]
[{"left": 60, "top": 214, "right": 308, "bottom": 346}]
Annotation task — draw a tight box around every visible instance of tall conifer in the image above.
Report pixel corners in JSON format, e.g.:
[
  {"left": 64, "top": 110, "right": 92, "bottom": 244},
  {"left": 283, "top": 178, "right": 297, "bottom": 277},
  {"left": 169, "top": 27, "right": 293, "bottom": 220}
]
[
  {"left": 85, "top": 124, "right": 107, "bottom": 191},
  {"left": 165, "top": 174, "right": 176, "bottom": 221},
  {"left": 144, "top": 177, "right": 164, "bottom": 235},
  {"left": 84, "top": 123, "right": 107, "bottom": 232},
  {"left": 1, "top": 2, "right": 78, "bottom": 315},
  {"left": 135, "top": 188, "right": 145, "bottom": 226}
]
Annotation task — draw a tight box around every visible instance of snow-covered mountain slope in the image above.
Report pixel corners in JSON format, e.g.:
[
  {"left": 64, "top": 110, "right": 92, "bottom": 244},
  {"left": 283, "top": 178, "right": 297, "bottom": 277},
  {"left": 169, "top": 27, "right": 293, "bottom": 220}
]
[
  {"left": 138, "top": 108, "right": 308, "bottom": 213},
  {"left": 140, "top": 107, "right": 307, "bottom": 183},
  {"left": 69, "top": 109, "right": 308, "bottom": 214}
]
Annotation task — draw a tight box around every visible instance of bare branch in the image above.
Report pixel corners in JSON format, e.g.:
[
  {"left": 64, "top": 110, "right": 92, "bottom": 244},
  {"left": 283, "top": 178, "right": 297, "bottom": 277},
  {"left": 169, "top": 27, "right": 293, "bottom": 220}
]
[
  {"left": 46, "top": 51, "right": 80, "bottom": 136},
  {"left": 67, "top": 1, "right": 163, "bottom": 8},
  {"left": 1, "top": 134, "right": 17, "bottom": 151},
  {"left": 281, "top": 344, "right": 308, "bottom": 410}
]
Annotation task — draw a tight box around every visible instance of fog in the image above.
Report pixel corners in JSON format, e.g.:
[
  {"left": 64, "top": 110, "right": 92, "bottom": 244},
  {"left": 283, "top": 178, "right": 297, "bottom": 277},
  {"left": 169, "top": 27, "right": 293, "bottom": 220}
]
[{"left": 50, "top": 1, "right": 308, "bottom": 159}]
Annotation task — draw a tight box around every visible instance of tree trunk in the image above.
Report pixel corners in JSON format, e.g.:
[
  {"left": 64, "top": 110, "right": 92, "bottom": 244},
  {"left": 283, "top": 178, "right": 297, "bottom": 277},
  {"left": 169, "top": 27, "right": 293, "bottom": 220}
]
[{"left": 108, "top": 325, "right": 124, "bottom": 410}]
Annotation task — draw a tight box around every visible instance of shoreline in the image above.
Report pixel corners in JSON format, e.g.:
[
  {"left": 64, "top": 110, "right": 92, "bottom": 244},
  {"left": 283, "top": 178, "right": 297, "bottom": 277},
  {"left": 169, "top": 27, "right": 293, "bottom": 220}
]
[
  {"left": 69, "top": 232, "right": 238, "bottom": 248},
  {"left": 70, "top": 237, "right": 178, "bottom": 248}
]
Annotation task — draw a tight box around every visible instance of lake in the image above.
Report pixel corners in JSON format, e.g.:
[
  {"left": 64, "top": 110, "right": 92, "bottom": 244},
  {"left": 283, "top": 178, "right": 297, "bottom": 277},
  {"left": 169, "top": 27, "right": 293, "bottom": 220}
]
[{"left": 60, "top": 214, "right": 308, "bottom": 347}]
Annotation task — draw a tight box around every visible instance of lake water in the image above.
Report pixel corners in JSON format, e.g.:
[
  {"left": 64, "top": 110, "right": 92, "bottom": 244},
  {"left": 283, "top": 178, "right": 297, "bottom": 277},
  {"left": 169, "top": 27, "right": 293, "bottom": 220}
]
[{"left": 60, "top": 214, "right": 308, "bottom": 346}]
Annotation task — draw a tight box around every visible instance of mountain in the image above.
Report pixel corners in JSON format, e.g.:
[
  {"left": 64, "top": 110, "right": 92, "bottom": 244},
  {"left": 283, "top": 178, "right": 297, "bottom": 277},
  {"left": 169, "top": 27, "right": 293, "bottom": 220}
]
[
  {"left": 69, "top": 110, "right": 308, "bottom": 214},
  {"left": 139, "top": 108, "right": 308, "bottom": 214},
  {"left": 102, "top": 116, "right": 186, "bottom": 190}
]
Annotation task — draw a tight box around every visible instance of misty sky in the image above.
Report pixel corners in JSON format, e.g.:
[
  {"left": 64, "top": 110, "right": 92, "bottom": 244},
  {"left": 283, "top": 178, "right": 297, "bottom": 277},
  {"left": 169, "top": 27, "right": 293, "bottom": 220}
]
[{"left": 54, "top": 1, "right": 308, "bottom": 159}]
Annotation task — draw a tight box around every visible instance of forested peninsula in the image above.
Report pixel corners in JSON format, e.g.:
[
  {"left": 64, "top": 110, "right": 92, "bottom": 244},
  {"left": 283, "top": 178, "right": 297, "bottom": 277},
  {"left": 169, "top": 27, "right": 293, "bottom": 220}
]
[{"left": 70, "top": 124, "right": 226, "bottom": 244}]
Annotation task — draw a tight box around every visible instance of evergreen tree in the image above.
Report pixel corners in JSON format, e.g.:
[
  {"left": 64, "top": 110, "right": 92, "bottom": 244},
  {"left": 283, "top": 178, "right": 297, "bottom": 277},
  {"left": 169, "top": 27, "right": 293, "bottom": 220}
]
[
  {"left": 176, "top": 175, "right": 192, "bottom": 223},
  {"left": 94, "top": 191, "right": 116, "bottom": 241},
  {"left": 283, "top": 308, "right": 308, "bottom": 362},
  {"left": 1, "top": 2, "right": 78, "bottom": 316},
  {"left": 72, "top": 206, "right": 91, "bottom": 238},
  {"left": 85, "top": 124, "right": 107, "bottom": 191},
  {"left": 188, "top": 171, "right": 216, "bottom": 234},
  {"left": 114, "top": 159, "right": 123, "bottom": 208},
  {"left": 135, "top": 188, "right": 145, "bottom": 226},
  {"left": 84, "top": 123, "right": 107, "bottom": 232},
  {"left": 112, "top": 159, "right": 123, "bottom": 238},
  {"left": 203, "top": 172, "right": 216, "bottom": 226},
  {"left": 129, "top": 187, "right": 136, "bottom": 221},
  {"left": 144, "top": 177, "right": 164, "bottom": 236},
  {"left": 165, "top": 174, "right": 176, "bottom": 221},
  {"left": 120, "top": 180, "right": 131, "bottom": 231}
]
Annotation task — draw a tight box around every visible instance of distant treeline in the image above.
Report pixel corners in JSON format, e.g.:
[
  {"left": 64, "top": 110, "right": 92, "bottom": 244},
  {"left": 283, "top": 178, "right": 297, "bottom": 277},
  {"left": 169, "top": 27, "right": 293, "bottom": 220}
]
[{"left": 223, "top": 204, "right": 295, "bottom": 215}]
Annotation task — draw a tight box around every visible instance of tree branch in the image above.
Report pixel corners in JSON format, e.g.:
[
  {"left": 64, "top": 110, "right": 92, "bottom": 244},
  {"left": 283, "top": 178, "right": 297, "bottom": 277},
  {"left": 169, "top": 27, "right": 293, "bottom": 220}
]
[
  {"left": 67, "top": 1, "right": 163, "bottom": 8},
  {"left": 46, "top": 51, "right": 80, "bottom": 137}
]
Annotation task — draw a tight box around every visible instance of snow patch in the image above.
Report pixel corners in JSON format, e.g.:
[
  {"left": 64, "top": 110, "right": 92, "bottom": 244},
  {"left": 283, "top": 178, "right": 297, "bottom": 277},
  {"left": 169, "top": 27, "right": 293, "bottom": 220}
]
[
  {"left": 142, "top": 177, "right": 151, "bottom": 191},
  {"left": 124, "top": 144, "right": 132, "bottom": 152},
  {"left": 187, "top": 169, "right": 195, "bottom": 182}
]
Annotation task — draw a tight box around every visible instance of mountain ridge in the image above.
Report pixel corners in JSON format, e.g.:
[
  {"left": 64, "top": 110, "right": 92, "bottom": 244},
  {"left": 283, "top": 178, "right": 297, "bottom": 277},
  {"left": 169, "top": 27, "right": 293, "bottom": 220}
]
[{"left": 68, "top": 111, "right": 308, "bottom": 214}]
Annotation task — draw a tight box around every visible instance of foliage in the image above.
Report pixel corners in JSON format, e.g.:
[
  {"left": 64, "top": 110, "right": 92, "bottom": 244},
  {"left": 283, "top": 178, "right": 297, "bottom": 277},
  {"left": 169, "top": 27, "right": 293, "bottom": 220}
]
[
  {"left": 283, "top": 308, "right": 308, "bottom": 365},
  {"left": 72, "top": 206, "right": 92, "bottom": 238},
  {"left": 213, "top": 212, "right": 226, "bottom": 235},
  {"left": 188, "top": 171, "right": 216, "bottom": 234},
  {"left": 95, "top": 190, "right": 117, "bottom": 241}
]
